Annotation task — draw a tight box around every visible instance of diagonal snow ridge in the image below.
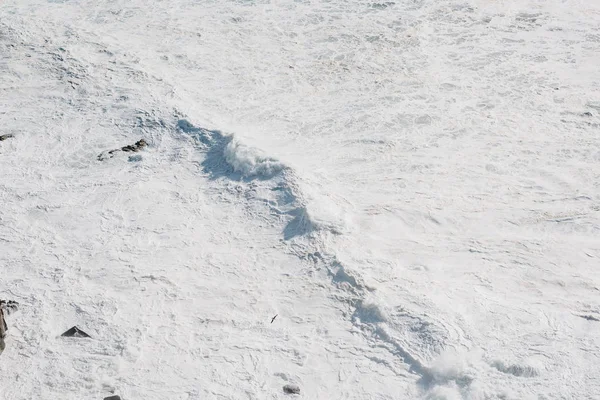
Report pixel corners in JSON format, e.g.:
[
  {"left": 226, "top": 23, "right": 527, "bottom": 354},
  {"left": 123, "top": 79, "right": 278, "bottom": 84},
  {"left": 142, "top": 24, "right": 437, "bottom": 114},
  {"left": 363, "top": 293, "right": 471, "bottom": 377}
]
[
  {"left": 177, "top": 118, "right": 326, "bottom": 239},
  {"left": 176, "top": 118, "right": 470, "bottom": 395},
  {"left": 304, "top": 248, "right": 476, "bottom": 396},
  {"left": 177, "top": 118, "right": 286, "bottom": 179},
  {"left": 177, "top": 116, "right": 358, "bottom": 239}
]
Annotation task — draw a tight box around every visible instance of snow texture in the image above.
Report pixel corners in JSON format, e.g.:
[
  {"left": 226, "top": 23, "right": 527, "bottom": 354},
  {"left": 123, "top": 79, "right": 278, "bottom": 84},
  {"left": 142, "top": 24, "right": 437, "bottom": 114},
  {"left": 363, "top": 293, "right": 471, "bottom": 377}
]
[{"left": 1, "top": 0, "right": 600, "bottom": 399}]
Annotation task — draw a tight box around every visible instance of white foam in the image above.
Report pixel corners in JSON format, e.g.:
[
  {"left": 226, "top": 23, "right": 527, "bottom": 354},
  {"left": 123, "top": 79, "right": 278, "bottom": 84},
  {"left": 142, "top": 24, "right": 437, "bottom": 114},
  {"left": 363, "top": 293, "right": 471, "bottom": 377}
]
[
  {"left": 423, "top": 384, "right": 463, "bottom": 400},
  {"left": 223, "top": 137, "right": 285, "bottom": 178}
]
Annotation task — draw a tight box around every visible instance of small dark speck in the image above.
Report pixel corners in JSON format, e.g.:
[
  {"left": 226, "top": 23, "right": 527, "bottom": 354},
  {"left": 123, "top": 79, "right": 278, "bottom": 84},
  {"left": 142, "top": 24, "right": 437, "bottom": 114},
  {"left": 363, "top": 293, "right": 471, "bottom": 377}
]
[
  {"left": 271, "top": 314, "right": 278, "bottom": 323},
  {"left": 580, "top": 315, "right": 600, "bottom": 322},
  {"left": 283, "top": 384, "right": 300, "bottom": 395}
]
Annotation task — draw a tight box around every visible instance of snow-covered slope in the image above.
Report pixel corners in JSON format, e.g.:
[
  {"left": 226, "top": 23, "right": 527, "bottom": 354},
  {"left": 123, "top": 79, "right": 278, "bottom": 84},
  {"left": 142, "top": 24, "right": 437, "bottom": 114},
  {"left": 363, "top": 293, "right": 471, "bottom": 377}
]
[{"left": 1, "top": 0, "right": 599, "bottom": 399}]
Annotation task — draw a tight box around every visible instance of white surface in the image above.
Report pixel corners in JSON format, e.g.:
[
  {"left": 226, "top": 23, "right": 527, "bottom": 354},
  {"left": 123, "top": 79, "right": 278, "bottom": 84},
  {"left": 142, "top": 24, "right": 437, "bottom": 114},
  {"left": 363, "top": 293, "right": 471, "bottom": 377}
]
[{"left": 1, "top": 0, "right": 599, "bottom": 399}]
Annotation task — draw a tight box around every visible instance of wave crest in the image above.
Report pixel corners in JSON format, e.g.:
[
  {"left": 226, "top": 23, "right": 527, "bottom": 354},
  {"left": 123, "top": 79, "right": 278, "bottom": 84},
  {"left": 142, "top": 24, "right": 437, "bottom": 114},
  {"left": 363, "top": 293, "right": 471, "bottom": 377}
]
[{"left": 223, "top": 138, "right": 285, "bottom": 178}]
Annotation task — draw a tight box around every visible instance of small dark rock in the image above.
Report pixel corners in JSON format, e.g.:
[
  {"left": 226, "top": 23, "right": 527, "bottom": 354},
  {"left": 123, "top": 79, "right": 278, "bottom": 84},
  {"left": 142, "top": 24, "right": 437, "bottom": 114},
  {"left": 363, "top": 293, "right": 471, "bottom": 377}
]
[
  {"left": 582, "top": 111, "right": 593, "bottom": 117},
  {"left": 0, "top": 300, "right": 18, "bottom": 315},
  {"left": 104, "top": 396, "right": 122, "bottom": 400},
  {"left": 121, "top": 139, "right": 147, "bottom": 152},
  {"left": 61, "top": 326, "right": 91, "bottom": 338},
  {"left": 0, "top": 134, "right": 14, "bottom": 141},
  {"left": 283, "top": 384, "right": 301, "bottom": 395},
  {"left": 0, "top": 311, "right": 6, "bottom": 347},
  {"left": 98, "top": 139, "right": 147, "bottom": 160}
]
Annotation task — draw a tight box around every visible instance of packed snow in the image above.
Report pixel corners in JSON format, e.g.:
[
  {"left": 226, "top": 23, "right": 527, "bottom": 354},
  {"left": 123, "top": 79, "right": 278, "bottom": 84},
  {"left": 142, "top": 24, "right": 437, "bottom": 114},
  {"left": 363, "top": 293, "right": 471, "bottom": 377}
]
[{"left": 1, "top": 0, "right": 599, "bottom": 399}]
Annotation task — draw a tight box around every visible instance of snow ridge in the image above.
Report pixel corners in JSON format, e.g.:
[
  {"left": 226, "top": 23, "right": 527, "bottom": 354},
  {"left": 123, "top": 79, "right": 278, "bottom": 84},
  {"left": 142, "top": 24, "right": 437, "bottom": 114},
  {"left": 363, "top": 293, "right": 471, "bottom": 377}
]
[
  {"left": 177, "top": 118, "right": 316, "bottom": 239},
  {"left": 177, "top": 118, "right": 466, "bottom": 395}
]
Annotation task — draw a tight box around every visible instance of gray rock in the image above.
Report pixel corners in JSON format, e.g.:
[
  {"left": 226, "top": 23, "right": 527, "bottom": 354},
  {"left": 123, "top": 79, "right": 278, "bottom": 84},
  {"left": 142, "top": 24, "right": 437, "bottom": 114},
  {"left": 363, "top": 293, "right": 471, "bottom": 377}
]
[
  {"left": 61, "top": 326, "right": 91, "bottom": 338},
  {"left": 0, "top": 134, "right": 14, "bottom": 141},
  {"left": 103, "top": 396, "right": 122, "bottom": 400},
  {"left": 98, "top": 139, "right": 147, "bottom": 161},
  {"left": 121, "top": 139, "right": 147, "bottom": 152},
  {"left": 0, "top": 300, "right": 19, "bottom": 355},
  {"left": 283, "top": 384, "right": 300, "bottom": 395}
]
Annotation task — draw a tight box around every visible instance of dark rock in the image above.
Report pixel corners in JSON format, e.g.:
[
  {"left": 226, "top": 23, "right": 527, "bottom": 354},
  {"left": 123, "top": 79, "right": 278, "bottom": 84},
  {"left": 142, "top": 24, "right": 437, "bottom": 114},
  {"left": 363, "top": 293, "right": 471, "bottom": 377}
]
[
  {"left": 0, "top": 300, "right": 18, "bottom": 315},
  {"left": 61, "top": 326, "right": 91, "bottom": 338},
  {"left": 582, "top": 111, "right": 593, "bottom": 117},
  {"left": 98, "top": 139, "right": 147, "bottom": 160},
  {"left": 122, "top": 139, "right": 147, "bottom": 152},
  {"left": 0, "top": 300, "right": 19, "bottom": 354},
  {"left": 104, "top": 396, "right": 122, "bottom": 400},
  {"left": 0, "top": 134, "right": 14, "bottom": 141},
  {"left": 1, "top": 300, "right": 19, "bottom": 337},
  {"left": 0, "top": 309, "right": 6, "bottom": 342},
  {"left": 283, "top": 384, "right": 301, "bottom": 395}
]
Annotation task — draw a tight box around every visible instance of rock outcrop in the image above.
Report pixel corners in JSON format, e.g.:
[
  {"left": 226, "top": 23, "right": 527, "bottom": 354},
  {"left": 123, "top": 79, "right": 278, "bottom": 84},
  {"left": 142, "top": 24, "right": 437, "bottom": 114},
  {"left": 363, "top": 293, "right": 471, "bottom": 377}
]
[{"left": 98, "top": 139, "right": 147, "bottom": 161}]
